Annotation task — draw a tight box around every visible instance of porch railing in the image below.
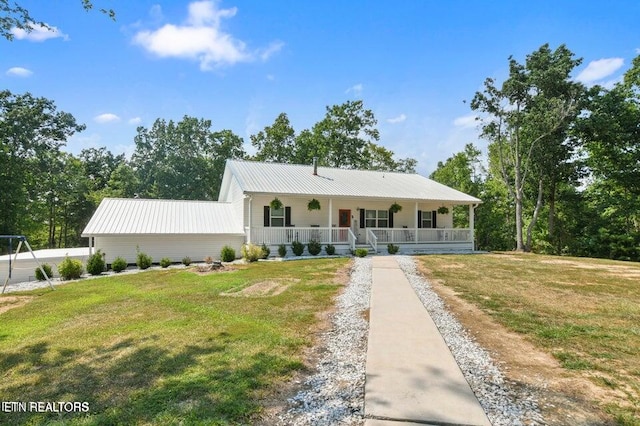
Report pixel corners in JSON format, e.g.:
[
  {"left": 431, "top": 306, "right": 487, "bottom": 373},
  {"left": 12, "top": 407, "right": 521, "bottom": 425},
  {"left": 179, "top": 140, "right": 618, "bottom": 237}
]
[
  {"left": 366, "top": 228, "right": 378, "bottom": 252},
  {"left": 250, "top": 227, "right": 351, "bottom": 245},
  {"left": 369, "top": 228, "right": 472, "bottom": 244}
]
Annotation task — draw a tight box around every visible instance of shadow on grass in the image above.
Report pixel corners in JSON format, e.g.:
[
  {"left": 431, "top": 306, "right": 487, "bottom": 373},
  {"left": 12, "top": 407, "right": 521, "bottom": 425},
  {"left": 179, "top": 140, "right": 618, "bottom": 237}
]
[{"left": 0, "top": 337, "right": 300, "bottom": 425}]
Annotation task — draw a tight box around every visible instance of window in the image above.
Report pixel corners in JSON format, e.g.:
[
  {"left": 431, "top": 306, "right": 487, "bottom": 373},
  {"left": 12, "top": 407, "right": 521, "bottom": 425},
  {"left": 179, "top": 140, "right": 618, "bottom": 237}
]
[
  {"left": 271, "top": 206, "right": 285, "bottom": 227},
  {"left": 365, "top": 210, "right": 389, "bottom": 228},
  {"left": 421, "top": 211, "right": 434, "bottom": 228}
]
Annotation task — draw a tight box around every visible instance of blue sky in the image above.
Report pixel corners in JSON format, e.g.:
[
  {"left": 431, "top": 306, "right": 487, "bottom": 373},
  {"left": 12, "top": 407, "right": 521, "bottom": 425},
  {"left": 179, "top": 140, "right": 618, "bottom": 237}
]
[{"left": 2, "top": 0, "right": 639, "bottom": 176}]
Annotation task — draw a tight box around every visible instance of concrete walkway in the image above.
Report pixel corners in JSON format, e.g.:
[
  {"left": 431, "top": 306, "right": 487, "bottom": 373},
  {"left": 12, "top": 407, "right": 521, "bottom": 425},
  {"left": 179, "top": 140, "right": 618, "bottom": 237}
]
[{"left": 364, "top": 256, "right": 491, "bottom": 426}]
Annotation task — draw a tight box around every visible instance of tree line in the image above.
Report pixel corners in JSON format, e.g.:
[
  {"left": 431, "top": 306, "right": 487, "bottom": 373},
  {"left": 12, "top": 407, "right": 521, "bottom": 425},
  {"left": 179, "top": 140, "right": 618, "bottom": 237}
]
[
  {"left": 431, "top": 44, "right": 639, "bottom": 261},
  {"left": 0, "top": 97, "right": 414, "bottom": 251}
]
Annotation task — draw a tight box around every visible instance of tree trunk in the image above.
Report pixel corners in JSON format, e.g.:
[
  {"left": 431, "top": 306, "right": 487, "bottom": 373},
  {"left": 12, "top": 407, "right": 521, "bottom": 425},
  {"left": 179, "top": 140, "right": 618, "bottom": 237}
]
[
  {"left": 525, "top": 179, "right": 545, "bottom": 251},
  {"left": 548, "top": 180, "right": 556, "bottom": 239}
]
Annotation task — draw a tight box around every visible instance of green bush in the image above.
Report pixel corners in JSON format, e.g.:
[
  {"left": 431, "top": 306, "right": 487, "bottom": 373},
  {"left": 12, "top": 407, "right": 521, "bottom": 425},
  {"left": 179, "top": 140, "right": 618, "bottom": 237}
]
[
  {"left": 86, "top": 250, "right": 106, "bottom": 275},
  {"left": 35, "top": 263, "right": 53, "bottom": 281},
  {"left": 221, "top": 246, "right": 236, "bottom": 262},
  {"left": 111, "top": 257, "right": 127, "bottom": 273},
  {"left": 136, "top": 251, "right": 153, "bottom": 270},
  {"left": 182, "top": 256, "right": 192, "bottom": 266},
  {"left": 242, "top": 244, "right": 262, "bottom": 262},
  {"left": 387, "top": 244, "right": 399, "bottom": 254},
  {"left": 261, "top": 243, "right": 270, "bottom": 259},
  {"left": 291, "top": 240, "right": 305, "bottom": 256},
  {"left": 58, "top": 256, "right": 83, "bottom": 280},
  {"left": 308, "top": 239, "right": 321, "bottom": 256},
  {"left": 355, "top": 248, "right": 368, "bottom": 258},
  {"left": 278, "top": 244, "right": 287, "bottom": 257},
  {"left": 160, "top": 257, "right": 172, "bottom": 268},
  {"left": 325, "top": 244, "right": 336, "bottom": 255}
]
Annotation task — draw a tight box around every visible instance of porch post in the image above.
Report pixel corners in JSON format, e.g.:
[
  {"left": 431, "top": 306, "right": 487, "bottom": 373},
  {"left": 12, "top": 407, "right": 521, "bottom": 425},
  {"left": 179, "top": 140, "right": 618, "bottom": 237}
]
[
  {"left": 247, "top": 195, "right": 253, "bottom": 244},
  {"left": 469, "top": 204, "right": 475, "bottom": 250},
  {"left": 415, "top": 201, "right": 419, "bottom": 243},
  {"left": 328, "top": 198, "right": 333, "bottom": 243}
]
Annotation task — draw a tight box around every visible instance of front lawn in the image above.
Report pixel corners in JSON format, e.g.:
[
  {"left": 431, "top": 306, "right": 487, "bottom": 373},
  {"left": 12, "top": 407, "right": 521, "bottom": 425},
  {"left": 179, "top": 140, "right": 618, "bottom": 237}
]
[
  {"left": 0, "top": 258, "right": 349, "bottom": 425},
  {"left": 417, "top": 253, "right": 640, "bottom": 425}
]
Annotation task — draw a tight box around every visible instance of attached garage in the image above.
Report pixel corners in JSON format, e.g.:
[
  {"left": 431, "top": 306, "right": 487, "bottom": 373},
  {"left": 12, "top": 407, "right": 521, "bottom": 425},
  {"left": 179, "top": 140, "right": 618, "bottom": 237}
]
[{"left": 82, "top": 198, "right": 245, "bottom": 264}]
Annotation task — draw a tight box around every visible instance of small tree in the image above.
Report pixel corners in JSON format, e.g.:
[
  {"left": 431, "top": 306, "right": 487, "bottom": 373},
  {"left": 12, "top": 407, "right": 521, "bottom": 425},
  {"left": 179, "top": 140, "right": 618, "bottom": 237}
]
[
  {"left": 278, "top": 244, "right": 287, "bottom": 257},
  {"left": 308, "top": 239, "right": 321, "bottom": 255},
  {"left": 86, "top": 250, "right": 106, "bottom": 275},
  {"left": 136, "top": 251, "right": 153, "bottom": 270},
  {"left": 58, "top": 256, "right": 83, "bottom": 280},
  {"left": 35, "top": 263, "right": 53, "bottom": 281},
  {"left": 291, "top": 240, "right": 304, "bottom": 256},
  {"left": 111, "top": 257, "right": 127, "bottom": 273},
  {"left": 220, "top": 246, "right": 236, "bottom": 262},
  {"left": 160, "top": 257, "right": 172, "bottom": 268}
]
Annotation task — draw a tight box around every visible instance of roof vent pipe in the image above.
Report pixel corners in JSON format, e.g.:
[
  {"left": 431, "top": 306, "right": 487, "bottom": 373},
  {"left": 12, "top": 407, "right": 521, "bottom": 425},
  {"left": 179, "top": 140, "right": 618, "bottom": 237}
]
[{"left": 313, "top": 157, "right": 318, "bottom": 175}]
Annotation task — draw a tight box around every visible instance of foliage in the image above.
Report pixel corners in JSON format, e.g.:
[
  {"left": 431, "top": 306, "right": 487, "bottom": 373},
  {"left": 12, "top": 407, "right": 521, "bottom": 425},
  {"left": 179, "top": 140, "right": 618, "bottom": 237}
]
[
  {"left": 325, "top": 244, "right": 335, "bottom": 255},
  {"left": 437, "top": 206, "right": 449, "bottom": 215},
  {"left": 57, "top": 256, "right": 83, "bottom": 280},
  {"left": 242, "top": 244, "right": 263, "bottom": 262},
  {"left": 277, "top": 244, "right": 287, "bottom": 257},
  {"left": 182, "top": 256, "right": 192, "bottom": 266},
  {"left": 136, "top": 251, "right": 153, "bottom": 270},
  {"left": 269, "top": 197, "right": 283, "bottom": 211},
  {"left": 307, "top": 198, "right": 321, "bottom": 211},
  {"left": 204, "top": 256, "right": 213, "bottom": 264},
  {"left": 261, "top": 243, "right": 270, "bottom": 259},
  {"left": 389, "top": 202, "right": 402, "bottom": 213},
  {"left": 160, "top": 257, "right": 172, "bottom": 268},
  {"left": 86, "top": 250, "right": 106, "bottom": 275},
  {"left": 307, "top": 239, "right": 322, "bottom": 256},
  {"left": 354, "top": 248, "right": 368, "bottom": 257},
  {"left": 250, "top": 112, "right": 296, "bottom": 163},
  {"left": 220, "top": 246, "right": 236, "bottom": 262},
  {"left": 387, "top": 244, "right": 399, "bottom": 254},
  {"left": 291, "top": 241, "right": 305, "bottom": 256},
  {"left": 111, "top": 257, "right": 127, "bottom": 273},
  {"left": 34, "top": 263, "right": 53, "bottom": 281}
]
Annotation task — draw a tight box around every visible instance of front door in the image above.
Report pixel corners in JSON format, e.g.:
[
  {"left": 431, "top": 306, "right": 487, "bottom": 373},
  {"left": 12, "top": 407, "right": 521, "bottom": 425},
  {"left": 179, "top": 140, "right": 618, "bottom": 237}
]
[{"left": 339, "top": 209, "right": 351, "bottom": 227}]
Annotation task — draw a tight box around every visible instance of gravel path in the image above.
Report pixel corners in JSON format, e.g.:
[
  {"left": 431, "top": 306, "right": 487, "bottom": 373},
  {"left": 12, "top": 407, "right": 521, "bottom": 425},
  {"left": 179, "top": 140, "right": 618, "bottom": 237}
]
[{"left": 396, "top": 255, "right": 545, "bottom": 426}]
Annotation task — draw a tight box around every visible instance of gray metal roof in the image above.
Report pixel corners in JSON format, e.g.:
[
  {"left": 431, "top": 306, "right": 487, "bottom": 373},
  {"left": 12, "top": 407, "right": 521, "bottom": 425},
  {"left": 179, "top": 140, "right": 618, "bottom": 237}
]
[
  {"left": 226, "top": 160, "right": 482, "bottom": 203},
  {"left": 82, "top": 198, "right": 244, "bottom": 236}
]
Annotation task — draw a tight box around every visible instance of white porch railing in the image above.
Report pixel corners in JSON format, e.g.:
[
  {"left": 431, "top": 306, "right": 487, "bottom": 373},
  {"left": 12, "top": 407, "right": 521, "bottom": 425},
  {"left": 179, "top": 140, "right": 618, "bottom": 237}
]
[
  {"left": 366, "top": 228, "right": 378, "bottom": 252},
  {"left": 347, "top": 229, "right": 357, "bottom": 252},
  {"left": 251, "top": 227, "right": 352, "bottom": 245},
  {"left": 369, "top": 228, "right": 472, "bottom": 244}
]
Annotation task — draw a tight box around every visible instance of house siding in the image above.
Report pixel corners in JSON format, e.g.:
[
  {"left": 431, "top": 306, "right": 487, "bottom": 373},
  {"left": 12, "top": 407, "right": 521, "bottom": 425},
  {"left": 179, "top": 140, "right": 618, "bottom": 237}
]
[{"left": 95, "top": 235, "right": 244, "bottom": 264}]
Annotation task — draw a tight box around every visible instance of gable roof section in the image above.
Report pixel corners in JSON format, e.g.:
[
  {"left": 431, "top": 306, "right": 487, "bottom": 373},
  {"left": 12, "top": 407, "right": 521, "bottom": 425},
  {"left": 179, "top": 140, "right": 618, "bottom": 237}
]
[
  {"left": 226, "top": 160, "right": 482, "bottom": 203},
  {"left": 82, "top": 198, "right": 244, "bottom": 236}
]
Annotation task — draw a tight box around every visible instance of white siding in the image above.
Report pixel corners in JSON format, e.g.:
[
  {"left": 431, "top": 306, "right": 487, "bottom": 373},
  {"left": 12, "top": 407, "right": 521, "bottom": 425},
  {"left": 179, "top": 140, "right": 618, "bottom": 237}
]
[{"left": 96, "top": 235, "right": 244, "bottom": 264}]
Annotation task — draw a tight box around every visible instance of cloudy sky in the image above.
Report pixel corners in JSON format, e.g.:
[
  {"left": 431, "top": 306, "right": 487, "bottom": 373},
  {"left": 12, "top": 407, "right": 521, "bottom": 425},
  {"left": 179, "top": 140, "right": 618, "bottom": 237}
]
[{"left": 2, "top": 0, "right": 638, "bottom": 176}]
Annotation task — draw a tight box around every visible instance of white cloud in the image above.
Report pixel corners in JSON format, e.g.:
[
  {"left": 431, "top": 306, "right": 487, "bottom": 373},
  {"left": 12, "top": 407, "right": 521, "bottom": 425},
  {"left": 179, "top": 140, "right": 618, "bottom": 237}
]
[
  {"left": 576, "top": 58, "right": 624, "bottom": 84},
  {"left": 6, "top": 67, "right": 33, "bottom": 77},
  {"left": 128, "top": 117, "right": 142, "bottom": 125},
  {"left": 11, "top": 23, "right": 68, "bottom": 42},
  {"left": 345, "top": 83, "right": 363, "bottom": 95},
  {"left": 453, "top": 114, "right": 478, "bottom": 128},
  {"left": 94, "top": 113, "right": 121, "bottom": 124},
  {"left": 386, "top": 114, "right": 407, "bottom": 124},
  {"left": 133, "top": 1, "right": 280, "bottom": 70},
  {"left": 636, "top": 48, "right": 640, "bottom": 54}
]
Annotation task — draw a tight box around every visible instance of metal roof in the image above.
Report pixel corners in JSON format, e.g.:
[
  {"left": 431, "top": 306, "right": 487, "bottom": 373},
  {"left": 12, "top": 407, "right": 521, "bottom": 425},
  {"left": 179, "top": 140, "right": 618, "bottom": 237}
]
[
  {"left": 82, "top": 198, "right": 244, "bottom": 236},
  {"left": 226, "top": 160, "right": 482, "bottom": 203}
]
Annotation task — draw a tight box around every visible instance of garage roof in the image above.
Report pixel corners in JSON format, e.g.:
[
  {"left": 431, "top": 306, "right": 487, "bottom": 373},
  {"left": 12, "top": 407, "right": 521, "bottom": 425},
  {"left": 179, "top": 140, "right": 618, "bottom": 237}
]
[{"left": 82, "top": 198, "right": 244, "bottom": 236}]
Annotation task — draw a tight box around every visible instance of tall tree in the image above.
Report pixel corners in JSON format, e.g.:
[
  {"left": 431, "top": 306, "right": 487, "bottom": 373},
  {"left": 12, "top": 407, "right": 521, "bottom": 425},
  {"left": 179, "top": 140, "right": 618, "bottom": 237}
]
[
  {"left": 471, "top": 44, "right": 584, "bottom": 251},
  {"left": 250, "top": 113, "right": 296, "bottom": 163},
  {"left": 0, "top": 90, "right": 85, "bottom": 243}
]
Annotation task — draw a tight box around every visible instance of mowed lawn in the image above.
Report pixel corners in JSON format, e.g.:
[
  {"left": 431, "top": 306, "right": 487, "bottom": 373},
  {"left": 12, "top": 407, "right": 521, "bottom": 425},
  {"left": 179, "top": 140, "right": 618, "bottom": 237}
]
[
  {"left": 417, "top": 253, "right": 640, "bottom": 425},
  {"left": 0, "top": 258, "right": 350, "bottom": 425}
]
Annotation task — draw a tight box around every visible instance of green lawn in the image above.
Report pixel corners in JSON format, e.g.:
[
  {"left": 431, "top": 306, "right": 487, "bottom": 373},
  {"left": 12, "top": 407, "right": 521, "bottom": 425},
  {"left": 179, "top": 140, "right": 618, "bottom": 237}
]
[
  {"left": 417, "top": 253, "right": 640, "bottom": 425},
  {"left": 0, "top": 258, "right": 349, "bottom": 425}
]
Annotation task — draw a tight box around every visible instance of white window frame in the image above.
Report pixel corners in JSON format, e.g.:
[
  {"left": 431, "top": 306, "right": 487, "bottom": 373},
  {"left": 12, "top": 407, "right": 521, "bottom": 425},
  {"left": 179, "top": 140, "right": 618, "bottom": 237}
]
[
  {"left": 365, "top": 209, "right": 389, "bottom": 228},
  {"left": 421, "top": 210, "right": 434, "bottom": 229},
  {"left": 271, "top": 206, "right": 285, "bottom": 227}
]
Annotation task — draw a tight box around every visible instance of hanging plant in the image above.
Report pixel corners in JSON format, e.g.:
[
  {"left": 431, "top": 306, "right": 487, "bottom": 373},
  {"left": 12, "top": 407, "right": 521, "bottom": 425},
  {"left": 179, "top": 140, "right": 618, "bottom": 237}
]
[
  {"left": 437, "top": 206, "right": 449, "bottom": 214},
  {"left": 389, "top": 202, "right": 403, "bottom": 213},
  {"left": 307, "top": 198, "right": 321, "bottom": 211},
  {"left": 270, "top": 197, "right": 283, "bottom": 211}
]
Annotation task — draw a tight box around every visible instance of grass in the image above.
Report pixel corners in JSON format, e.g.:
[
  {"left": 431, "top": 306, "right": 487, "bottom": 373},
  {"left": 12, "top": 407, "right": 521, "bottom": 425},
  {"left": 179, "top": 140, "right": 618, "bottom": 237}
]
[
  {"left": 417, "top": 252, "right": 640, "bottom": 424},
  {"left": 0, "top": 258, "right": 349, "bottom": 425}
]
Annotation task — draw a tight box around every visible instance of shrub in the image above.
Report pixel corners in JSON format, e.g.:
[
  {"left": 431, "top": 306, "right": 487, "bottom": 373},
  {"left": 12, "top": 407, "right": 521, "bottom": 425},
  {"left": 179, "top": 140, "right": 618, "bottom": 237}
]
[
  {"left": 242, "top": 244, "right": 262, "bottom": 262},
  {"left": 278, "top": 244, "right": 287, "bottom": 257},
  {"left": 325, "top": 244, "right": 336, "bottom": 255},
  {"left": 58, "top": 256, "right": 83, "bottom": 280},
  {"left": 160, "top": 257, "right": 172, "bottom": 268},
  {"left": 221, "top": 246, "right": 236, "bottom": 262},
  {"left": 355, "top": 248, "right": 368, "bottom": 258},
  {"left": 308, "top": 239, "right": 321, "bottom": 256},
  {"left": 182, "top": 256, "right": 192, "bottom": 266},
  {"left": 35, "top": 263, "right": 53, "bottom": 281},
  {"left": 387, "top": 244, "right": 399, "bottom": 254},
  {"left": 261, "top": 243, "right": 270, "bottom": 259},
  {"left": 136, "top": 251, "right": 153, "bottom": 270},
  {"left": 291, "top": 240, "right": 305, "bottom": 256},
  {"left": 111, "top": 257, "right": 127, "bottom": 273},
  {"left": 86, "top": 250, "right": 106, "bottom": 276},
  {"left": 204, "top": 256, "right": 214, "bottom": 264}
]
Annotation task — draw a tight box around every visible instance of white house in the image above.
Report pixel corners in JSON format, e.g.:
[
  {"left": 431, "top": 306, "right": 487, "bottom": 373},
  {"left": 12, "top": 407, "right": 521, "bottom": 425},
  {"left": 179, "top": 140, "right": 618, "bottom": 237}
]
[{"left": 82, "top": 159, "right": 481, "bottom": 263}]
